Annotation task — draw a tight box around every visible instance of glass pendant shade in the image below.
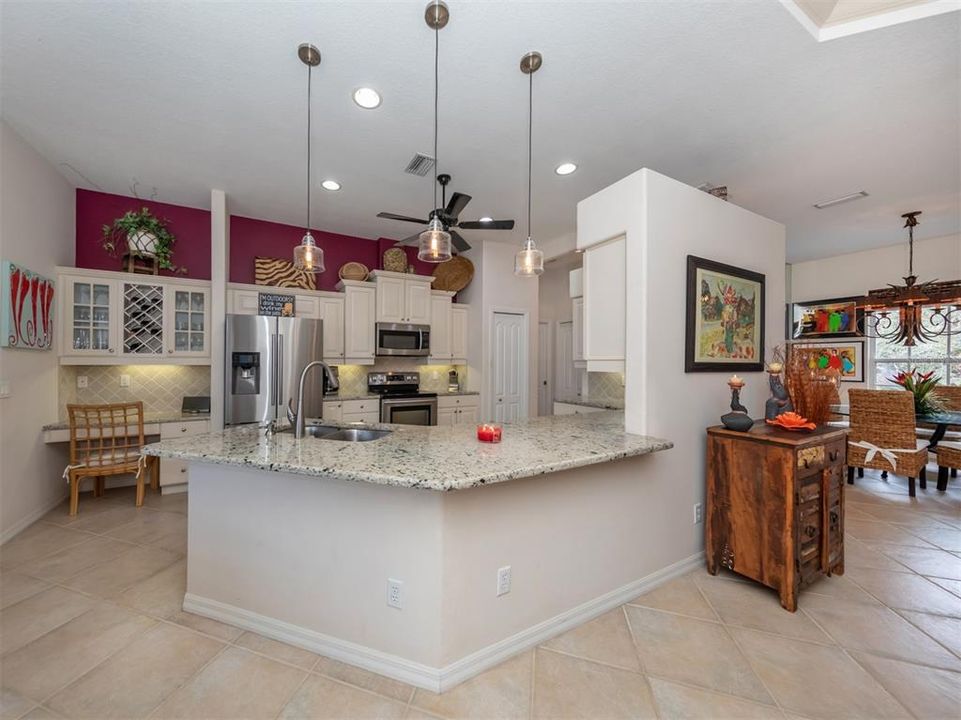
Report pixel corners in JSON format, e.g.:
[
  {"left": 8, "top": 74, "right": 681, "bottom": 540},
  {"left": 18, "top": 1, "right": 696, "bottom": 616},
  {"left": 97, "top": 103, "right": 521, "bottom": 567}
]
[
  {"left": 514, "top": 237, "right": 544, "bottom": 277},
  {"left": 418, "top": 218, "right": 453, "bottom": 263},
  {"left": 293, "top": 231, "right": 325, "bottom": 273}
]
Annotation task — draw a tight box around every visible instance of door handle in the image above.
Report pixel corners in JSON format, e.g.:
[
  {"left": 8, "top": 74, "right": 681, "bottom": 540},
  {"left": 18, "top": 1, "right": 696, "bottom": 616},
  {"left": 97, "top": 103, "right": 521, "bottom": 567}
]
[{"left": 276, "top": 335, "right": 284, "bottom": 414}]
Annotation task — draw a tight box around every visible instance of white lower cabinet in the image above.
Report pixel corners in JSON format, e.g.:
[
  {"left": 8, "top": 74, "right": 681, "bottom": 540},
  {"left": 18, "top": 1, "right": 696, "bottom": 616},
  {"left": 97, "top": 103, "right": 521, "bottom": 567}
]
[
  {"left": 324, "top": 398, "right": 379, "bottom": 424},
  {"left": 437, "top": 395, "right": 479, "bottom": 427},
  {"left": 158, "top": 420, "right": 209, "bottom": 488},
  {"left": 553, "top": 401, "right": 604, "bottom": 416}
]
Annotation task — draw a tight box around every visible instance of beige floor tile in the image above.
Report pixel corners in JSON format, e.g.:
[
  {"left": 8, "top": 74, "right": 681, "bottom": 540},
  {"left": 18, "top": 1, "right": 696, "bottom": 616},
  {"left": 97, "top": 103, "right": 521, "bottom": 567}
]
[
  {"left": 18, "top": 707, "right": 62, "bottom": 720},
  {"left": 278, "top": 673, "right": 407, "bottom": 719},
  {"left": 0, "top": 587, "right": 96, "bottom": 656},
  {"left": 731, "top": 627, "right": 910, "bottom": 719},
  {"left": 844, "top": 537, "right": 913, "bottom": 572},
  {"left": 899, "top": 524, "right": 961, "bottom": 551},
  {"left": 927, "top": 575, "right": 961, "bottom": 598},
  {"left": 1, "top": 688, "right": 35, "bottom": 720},
  {"left": 872, "top": 543, "right": 961, "bottom": 580},
  {"left": 115, "top": 559, "right": 186, "bottom": 619},
  {"left": 142, "top": 492, "right": 188, "bottom": 514},
  {"left": 105, "top": 510, "right": 187, "bottom": 553},
  {"left": 64, "top": 505, "right": 148, "bottom": 535},
  {"left": 542, "top": 608, "right": 640, "bottom": 671},
  {"left": 47, "top": 622, "right": 223, "bottom": 720},
  {"left": 696, "top": 574, "right": 832, "bottom": 643},
  {"left": 897, "top": 610, "right": 961, "bottom": 656},
  {"left": 798, "top": 573, "right": 881, "bottom": 604},
  {"left": 800, "top": 594, "right": 961, "bottom": 671},
  {"left": 845, "top": 504, "right": 882, "bottom": 520},
  {"left": 41, "top": 496, "right": 118, "bottom": 527},
  {"left": 313, "top": 657, "right": 415, "bottom": 704},
  {"left": 629, "top": 574, "right": 718, "bottom": 621},
  {"left": 0, "top": 573, "right": 49, "bottom": 610},
  {"left": 234, "top": 632, "right": 319, "bottom": 671},
  {"left": 15, "top": 537, "right": 135, "bottom": 583},
  {"left": 845, "top": 566, "right": 961, "bottom": 617},
  {"left": 149, "top": 646, "right": 306, "bottom": 720},
  {"left": 167, "top": 610, "right": 244, "bottom": 642},
  {"left": 411, "top": 651, "right": 531, "bottom": 720},
  {"left": 647, "top": 677, "right": 782, "bottom": 719},
  {"left": 531, "top": 648, "right": 656, "bottom": 719},
  {"left": 851, "top": 503, "right": 953, "bottom": 527},
  {"left": 404, "top": 710, "right": 444, "bottom": 720},
  {"left": 62, "top": 545, "right": 180, "bottom": 598},
  {"left": 1, "top": 603, "right": 154, "bottom": 701},
  {"left": 853, "top": 652, "right": 961, "bottom": 720},
  {"left": 623, "top": 605, "right": 771, "bottom": 704},
  {"left": 0, "top": 525, "right": 91, "bottom": 570},
  {"left": 845, "top": 518, "right": 934, "bottom": 547}
]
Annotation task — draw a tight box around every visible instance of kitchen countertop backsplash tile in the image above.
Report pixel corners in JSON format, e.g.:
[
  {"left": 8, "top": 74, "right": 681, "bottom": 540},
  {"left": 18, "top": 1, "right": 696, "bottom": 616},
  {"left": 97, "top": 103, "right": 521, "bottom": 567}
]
[{"left": 58, "top": 365, "right": 211, "bottom": 419}]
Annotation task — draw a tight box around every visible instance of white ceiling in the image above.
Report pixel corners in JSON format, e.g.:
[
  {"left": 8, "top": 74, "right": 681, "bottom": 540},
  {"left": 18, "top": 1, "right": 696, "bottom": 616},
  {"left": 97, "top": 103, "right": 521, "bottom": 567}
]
[{"left": 1, "top": 1, "right": 958, "bottom": 262}]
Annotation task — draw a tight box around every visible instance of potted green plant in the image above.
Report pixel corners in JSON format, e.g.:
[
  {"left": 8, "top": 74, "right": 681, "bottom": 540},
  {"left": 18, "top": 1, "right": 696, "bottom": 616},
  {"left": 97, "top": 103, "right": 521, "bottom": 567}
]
[
  {"left": 101, "top": 207, "right": 186, "bottom": 273},
  {"left": 887, "top": 368, "right": 946, "bottom": 415}
]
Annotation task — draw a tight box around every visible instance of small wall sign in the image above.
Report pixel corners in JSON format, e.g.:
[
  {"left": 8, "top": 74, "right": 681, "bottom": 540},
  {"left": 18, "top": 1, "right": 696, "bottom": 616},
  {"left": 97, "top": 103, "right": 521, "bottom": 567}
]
[{"left": 258, "top": 292, "right": 295, "bottom": 317}]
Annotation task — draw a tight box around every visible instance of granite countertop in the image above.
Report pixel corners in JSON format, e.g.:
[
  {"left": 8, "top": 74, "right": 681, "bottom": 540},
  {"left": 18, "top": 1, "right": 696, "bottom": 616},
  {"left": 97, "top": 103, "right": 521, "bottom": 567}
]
[
  {"left": 43, "top": 412, "right": 210, "bottom": 432},
  {"left": 143, "top": 411, "right": 672, "bottom": 491},
  {"left": 554, "top": 396, "right": 626, "bottom": 411}
]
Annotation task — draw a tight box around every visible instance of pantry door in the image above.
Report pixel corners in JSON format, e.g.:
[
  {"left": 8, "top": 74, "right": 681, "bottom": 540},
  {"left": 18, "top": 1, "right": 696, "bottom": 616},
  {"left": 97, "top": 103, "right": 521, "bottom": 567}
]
[
  {"left": 491, "top": 311, "right": 528, "bottom": 423},
  {"left": 537, "top": 321, "right": 552, "bottom": 416}
]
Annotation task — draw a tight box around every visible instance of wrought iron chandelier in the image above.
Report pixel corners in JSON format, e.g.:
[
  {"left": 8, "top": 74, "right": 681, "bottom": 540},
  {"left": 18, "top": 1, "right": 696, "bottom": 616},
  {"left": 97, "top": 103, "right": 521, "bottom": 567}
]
[{"left": 858, "top": 211, "right": 960, "bottom": 346}]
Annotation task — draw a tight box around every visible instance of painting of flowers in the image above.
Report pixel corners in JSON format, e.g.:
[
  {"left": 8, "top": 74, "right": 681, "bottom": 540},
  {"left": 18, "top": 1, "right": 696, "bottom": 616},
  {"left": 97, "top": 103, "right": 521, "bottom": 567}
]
[
  {"left": 1, "top": 261, "right": 55, "bottom": 350},
  {"left": 685, "top": 256, "right": 765, "bottom": 372}
]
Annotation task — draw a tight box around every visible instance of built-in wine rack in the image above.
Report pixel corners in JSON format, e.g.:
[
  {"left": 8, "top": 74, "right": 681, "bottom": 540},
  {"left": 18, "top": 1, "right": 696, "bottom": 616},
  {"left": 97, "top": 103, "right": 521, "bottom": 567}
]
[{"left": 123, "top": 283, "right": 164, "bottom": 354}]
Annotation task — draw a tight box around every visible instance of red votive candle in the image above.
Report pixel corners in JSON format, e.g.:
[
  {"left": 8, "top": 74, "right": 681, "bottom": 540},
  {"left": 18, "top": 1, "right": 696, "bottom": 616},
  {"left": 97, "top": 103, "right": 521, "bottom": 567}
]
[{"left": 477, "top": 424, "right": 497, "bottom": 442}]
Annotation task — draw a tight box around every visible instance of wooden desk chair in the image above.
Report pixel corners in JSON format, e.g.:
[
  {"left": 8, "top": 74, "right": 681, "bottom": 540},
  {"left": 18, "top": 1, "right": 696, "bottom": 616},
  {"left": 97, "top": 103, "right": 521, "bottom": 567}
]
[
  {"left": 847, "top": 389, "right": 929, "bottom": 497},
  {"left": 66, "top": 402, "right": 159, "bottom": 515}
]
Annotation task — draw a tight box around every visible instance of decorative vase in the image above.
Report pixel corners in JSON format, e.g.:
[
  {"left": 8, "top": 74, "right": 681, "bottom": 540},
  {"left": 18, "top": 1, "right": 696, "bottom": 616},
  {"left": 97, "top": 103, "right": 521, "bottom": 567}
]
[
  {"left": 721, "top": 378, "right": 754, "bottom": 432},
  {"left": 127, "top": 231, "right": 158, "bottom": 258}
]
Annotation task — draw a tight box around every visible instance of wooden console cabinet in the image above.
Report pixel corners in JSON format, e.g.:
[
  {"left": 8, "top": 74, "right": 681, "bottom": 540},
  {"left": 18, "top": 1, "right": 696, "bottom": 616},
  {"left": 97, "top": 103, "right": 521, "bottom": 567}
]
[{"left": 705, "top": 423, "right": 847, "bottom": 611}]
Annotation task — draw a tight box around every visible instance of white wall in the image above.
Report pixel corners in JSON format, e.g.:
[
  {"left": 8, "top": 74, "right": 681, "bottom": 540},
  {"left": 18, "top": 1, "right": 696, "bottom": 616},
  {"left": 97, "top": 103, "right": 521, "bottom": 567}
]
[
  {"left": 537, "top": 256, "right": 577, "bottom": 324},
  {"left": 578, "top": 168, "right": 786, "bottom": 561},
  {"left": 0, "top": 121, "right": 75, "bottom": 541}
]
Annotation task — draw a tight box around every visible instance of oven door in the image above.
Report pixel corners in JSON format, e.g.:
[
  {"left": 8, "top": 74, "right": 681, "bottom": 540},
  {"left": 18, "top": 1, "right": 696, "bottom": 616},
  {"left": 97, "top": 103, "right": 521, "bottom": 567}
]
[
  {"left": 381, "top": 397, "right": 438, "bottom": 426},
  {"left": 376, "top": 323, "right": 430, "bottom": 357}
]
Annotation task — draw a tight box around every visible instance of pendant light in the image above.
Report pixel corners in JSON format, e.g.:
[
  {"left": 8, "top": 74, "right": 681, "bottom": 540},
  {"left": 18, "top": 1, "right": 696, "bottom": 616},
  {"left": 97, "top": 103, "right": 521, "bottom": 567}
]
[
  {"left": 515, "top": 51, "right": 544, "bottom": 277},
  {"left": 293, "top": 43, "right": 325, "bottom": 273},
  {"left": 418, "top": 0, "right": 453, "bottom": 263}
]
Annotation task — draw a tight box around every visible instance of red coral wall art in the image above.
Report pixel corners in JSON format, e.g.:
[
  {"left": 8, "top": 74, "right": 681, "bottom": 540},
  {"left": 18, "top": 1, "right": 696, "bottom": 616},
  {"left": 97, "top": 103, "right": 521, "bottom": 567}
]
[{"left": 1, "top": 261, "right": 55, "bottom": 350}]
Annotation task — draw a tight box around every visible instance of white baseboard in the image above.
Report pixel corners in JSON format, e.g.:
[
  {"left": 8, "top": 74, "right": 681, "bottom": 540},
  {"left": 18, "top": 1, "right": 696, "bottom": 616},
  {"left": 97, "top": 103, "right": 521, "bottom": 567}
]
[
  {"left": 1, "top": 491, "right": 68, "bottom": 545},
  {"left": 161, "top": 484, "right": 188, "bottom": 495},
  {"left": 183, "top": 550, "right": 704, "bottom": 692}
]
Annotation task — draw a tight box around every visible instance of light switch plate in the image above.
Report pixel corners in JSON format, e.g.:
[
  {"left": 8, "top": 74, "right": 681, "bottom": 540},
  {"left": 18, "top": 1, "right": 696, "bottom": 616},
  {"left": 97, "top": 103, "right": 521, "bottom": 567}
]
[
  {"left": 119, "top": 374, "right": 131, "bottom": 388},
  {"left": 77, "top": 375, "right": 89, "bottom": 389}
]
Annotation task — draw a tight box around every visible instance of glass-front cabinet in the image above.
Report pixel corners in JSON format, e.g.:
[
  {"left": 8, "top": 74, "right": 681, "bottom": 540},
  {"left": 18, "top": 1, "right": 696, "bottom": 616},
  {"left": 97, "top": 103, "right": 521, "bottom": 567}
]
[
  {"left": 63, "top": 277, "right": 117, "bottom": 356},
  {"left": 165, "top": 285, "right": 209, "bottom": 357}
]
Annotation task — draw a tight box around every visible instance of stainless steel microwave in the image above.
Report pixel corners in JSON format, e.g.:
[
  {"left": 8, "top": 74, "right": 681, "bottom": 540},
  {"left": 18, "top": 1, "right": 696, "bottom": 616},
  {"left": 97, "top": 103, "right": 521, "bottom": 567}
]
[{"left": 375, "top": 323, "right": 430, "bottom": 357}]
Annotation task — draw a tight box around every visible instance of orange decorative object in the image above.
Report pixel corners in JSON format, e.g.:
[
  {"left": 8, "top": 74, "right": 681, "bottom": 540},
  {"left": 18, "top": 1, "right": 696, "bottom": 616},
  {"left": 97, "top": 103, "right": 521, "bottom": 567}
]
[{"left": 766, "top": 412, "right": 817, "bottom": 432}]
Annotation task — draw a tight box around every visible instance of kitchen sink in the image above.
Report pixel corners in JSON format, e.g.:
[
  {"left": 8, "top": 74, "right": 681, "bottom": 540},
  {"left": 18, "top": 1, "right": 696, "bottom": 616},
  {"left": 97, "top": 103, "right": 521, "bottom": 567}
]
[
  {"left": 279, "top": 424, "right": 340, "bottom": 438},
  {"left": 321, "top": 428, "right": 392, "bottom": 442}
]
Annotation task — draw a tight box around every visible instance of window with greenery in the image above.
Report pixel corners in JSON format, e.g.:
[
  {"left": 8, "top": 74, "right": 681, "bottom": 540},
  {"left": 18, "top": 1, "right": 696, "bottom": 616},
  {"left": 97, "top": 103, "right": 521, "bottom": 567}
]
[{"left": 873, "top": 307, "right": 961, "bottom": 387}]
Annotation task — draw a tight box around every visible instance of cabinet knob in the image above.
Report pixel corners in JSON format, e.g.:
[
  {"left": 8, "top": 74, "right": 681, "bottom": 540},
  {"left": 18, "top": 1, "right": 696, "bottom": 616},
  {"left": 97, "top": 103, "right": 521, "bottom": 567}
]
[
  {"left": 805, "top": 525, "right": 817, "bottom": 538},
  {"left": 180, "top": 427, "right": 187, "bottom": 433},
  {"left": 829, "top": 450, "right": 839, "bottom": 462},
  {"left": 168, "top": 349, "right": 174, "bottom": 354},
  {"left": 180, "top": 467, "right": 187, "bottom": 473},
  {"left": 109, "top": 348, "right": 115, "bottom": 353}
]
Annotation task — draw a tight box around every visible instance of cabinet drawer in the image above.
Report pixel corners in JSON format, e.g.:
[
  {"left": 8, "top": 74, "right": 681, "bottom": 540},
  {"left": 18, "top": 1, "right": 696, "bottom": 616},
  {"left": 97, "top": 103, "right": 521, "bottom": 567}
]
[
  {"left": 437, "top": 396, "right": 479, "bottom": 409},
  {"left": 160, "top": 420, "right": 209, "bottom": 439},
  {"left": 342, "top": 410, "right": 380, "bottom": 424},
  {"left": 341, "top": 400, "right": 376, "bottom": 415},
  {"left": 796, "top": 440, "right": 845, "bottom": 473},
  {"left": 160, "top": 458, "right": 189, "bottom": 486}
]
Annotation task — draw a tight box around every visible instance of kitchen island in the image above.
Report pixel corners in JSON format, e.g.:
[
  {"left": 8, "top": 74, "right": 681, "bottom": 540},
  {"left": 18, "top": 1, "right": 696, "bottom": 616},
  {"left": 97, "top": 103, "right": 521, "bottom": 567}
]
[{"left": 144, "top": 412, "right": 676, "bottom": 691}]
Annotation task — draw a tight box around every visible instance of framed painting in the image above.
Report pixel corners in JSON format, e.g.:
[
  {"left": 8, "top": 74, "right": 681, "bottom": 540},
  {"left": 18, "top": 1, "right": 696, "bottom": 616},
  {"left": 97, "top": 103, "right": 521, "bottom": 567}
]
[
  {"left": 790, "top": 340, "right": 865, "bottom": 383},
  {"left": 1, "top": 261, "right": 55, "bottom": 350},
  {"left": 685, "top": 255, "right": 765, "bottom": 372},
  {"left": 791, "top": 296, "right": 862, "bottom": 339}
]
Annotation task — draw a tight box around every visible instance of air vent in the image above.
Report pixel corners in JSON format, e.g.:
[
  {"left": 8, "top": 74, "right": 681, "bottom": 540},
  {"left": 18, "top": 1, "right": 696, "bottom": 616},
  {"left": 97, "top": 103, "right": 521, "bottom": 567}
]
[{"left": 405, "top": 153, "right": 435, "bottom": 176}]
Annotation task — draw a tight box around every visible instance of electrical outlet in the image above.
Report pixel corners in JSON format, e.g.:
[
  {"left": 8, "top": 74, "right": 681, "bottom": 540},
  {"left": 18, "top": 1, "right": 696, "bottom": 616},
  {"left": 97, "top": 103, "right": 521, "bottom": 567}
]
[
  {"left": 496, "top": 565, "right": 512, "bottom": 596},
  {"left": 77, "top": 375, "right": 88, "bottom": 389},
  {"left": 119, "top": 374, "right": 131, "bottom": 388},
  {"left": 694, "top": 503, "right": 704, "bottom": 525},
  {"left": 387, "top": 578, "right": 404, "bottom": 609}
]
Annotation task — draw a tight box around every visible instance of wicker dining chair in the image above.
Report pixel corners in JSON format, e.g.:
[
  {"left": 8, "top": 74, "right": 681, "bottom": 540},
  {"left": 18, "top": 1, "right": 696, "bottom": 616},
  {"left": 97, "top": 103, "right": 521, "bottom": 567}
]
[
  {"left": 917, "top": 384, "right": 961, "bottom": 442},
  {"left": 847, "top": 389, "right": 929, "bottom": 497},
  {"left": 66, "top": 402, "right": 159, "bottom": 515}
]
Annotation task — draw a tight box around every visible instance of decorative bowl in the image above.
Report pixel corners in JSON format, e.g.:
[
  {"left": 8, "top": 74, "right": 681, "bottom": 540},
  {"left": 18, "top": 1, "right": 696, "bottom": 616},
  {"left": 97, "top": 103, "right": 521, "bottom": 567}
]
[{"left": 766, "top": 412, "right": 816, "bottom": 432}]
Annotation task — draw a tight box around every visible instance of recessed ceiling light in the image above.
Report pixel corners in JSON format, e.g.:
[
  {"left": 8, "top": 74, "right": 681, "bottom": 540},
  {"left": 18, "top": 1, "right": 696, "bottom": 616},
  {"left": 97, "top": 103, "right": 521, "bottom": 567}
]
[
  {"left": 321, "top": 180, "right": 341, "bottom": 191},
  {"left": 479, "top": 217, "right": 493, "bottom": 222},
  {"left": 352, "top": 87, "right": 381, "bottom": 109},
  {"left": 555, "top": 162, "right": 577, "bottom": 176},
  {"left": 813, "top": 191, "right": 868, "bottom": 209}
]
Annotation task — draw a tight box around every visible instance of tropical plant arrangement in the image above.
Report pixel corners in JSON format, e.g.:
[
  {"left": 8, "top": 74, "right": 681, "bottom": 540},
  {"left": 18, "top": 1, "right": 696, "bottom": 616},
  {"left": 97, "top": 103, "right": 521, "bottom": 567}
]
[
  {"left": 886, "top": 368, "right": 945, "bottom": 415},
  {"left": 101, "top": 207, "right": 186, "bottom": 273}
]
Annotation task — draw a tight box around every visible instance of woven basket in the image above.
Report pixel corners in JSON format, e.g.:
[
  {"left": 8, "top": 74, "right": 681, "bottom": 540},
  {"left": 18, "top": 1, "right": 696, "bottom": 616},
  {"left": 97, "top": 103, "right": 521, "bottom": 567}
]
[
  {"left": 383, "top": 248, "right": 408, "bottom": 273},
  {"left": 338, "top": 262, "right": 369, "bottom": 282},
  {"left": 432, "top": 256, "right": 474, "bottom": 293}
]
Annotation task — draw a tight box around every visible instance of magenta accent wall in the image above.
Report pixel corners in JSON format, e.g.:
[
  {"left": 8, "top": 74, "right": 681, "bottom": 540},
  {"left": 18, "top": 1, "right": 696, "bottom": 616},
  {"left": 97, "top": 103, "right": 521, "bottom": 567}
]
[{"left": 76, "top": 189, "right": 434, "bottom": 290}]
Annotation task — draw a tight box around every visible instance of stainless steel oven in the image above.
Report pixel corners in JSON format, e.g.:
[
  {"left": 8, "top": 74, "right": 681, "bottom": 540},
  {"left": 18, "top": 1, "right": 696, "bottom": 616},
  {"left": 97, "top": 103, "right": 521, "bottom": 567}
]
[
  {"left": 375, "top": 323, "right": 430, "bottom": 357},
  {"left": 380, "top": 395, "right": 438, "bottom": 426}
]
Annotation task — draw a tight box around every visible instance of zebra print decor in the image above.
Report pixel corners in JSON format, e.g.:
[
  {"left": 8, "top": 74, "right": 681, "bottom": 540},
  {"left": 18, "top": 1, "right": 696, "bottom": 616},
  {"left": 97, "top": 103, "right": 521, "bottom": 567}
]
[{"left": 254, "top": 256, "right": 317, "bottom": 291}]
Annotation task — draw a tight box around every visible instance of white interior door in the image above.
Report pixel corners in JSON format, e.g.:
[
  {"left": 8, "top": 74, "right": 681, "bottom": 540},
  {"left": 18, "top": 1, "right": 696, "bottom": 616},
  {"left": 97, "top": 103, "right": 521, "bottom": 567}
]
[
  {"left": 555, "top": 321, "right": 577, "bottom": 403},
  {"left": 492, "top": 312, "right": 527, "bottom": 423},
  {"left": 537, "top": 321, "right": 552, "bottom": 416}
]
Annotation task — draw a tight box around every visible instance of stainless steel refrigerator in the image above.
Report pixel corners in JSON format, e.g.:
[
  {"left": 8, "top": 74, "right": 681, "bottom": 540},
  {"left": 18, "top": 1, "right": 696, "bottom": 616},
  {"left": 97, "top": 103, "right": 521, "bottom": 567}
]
[{"left": 225, "top": 314, "right": 324, "bottom": 426}]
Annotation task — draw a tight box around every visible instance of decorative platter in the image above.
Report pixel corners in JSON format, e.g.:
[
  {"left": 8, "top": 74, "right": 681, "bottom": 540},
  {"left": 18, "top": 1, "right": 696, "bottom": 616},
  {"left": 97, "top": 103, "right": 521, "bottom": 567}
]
[
  {"left": 432, "top": 255, "right": 474, "bottom": 293},
  {"left": 338, "top": 261, "right": 369, "bottom": 282}
]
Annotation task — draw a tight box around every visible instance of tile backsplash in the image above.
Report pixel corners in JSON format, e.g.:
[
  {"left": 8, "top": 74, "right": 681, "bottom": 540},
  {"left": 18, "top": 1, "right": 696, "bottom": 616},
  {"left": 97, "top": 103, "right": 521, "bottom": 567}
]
[
  {"left": 58, "top": 365, "right": 211, "bottom": 419},
  {"left": 587, "top": 371, "right": 625, "bottom": 404},
  {"left": 334, "top": 360, "right": 469, "bottom": 396}
]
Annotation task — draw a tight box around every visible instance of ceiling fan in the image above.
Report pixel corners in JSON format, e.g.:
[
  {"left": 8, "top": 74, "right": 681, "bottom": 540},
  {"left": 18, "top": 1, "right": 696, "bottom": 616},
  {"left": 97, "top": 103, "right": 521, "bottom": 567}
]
[{"left": 377, "top": 173, "right": 515, "bottom": 253}]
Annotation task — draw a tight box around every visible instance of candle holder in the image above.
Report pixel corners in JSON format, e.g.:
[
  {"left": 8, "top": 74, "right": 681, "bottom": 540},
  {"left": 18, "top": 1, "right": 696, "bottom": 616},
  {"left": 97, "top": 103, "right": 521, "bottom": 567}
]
[
  {"left": 721, "top": 378, "right": 754, "bottom": 432},
  {"left": 477, "top": 424, "right": 502, "bottom": 443}
]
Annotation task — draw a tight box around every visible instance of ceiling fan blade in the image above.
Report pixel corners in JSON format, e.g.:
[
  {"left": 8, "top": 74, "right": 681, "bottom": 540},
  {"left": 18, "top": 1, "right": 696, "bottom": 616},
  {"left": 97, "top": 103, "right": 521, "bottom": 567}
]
[
  {"left": 377, "top": 212, "right": 428, "bottom": 225},
  {"left": 444, "top": 192, "right": 472, "bottom": 220},
  {"left": 459, "top": 219, "right": 515, "bottom": 230},
  {"left": 450, "top": 230, "right": 471, "bottom": 253},
  {"left": 394, "top": 231, "right": 423, "bottom": 247}
]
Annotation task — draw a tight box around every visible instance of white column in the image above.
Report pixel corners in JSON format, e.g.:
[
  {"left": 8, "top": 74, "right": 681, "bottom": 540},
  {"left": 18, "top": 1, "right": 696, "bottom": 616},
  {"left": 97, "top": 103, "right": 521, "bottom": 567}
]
[{"left": 210, "top": 189, "right": 229, "bottom": 430}]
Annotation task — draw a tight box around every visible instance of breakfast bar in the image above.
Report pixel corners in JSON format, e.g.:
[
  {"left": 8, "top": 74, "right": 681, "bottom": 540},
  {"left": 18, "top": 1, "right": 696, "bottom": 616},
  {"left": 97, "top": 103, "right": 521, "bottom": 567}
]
[{"left": 144, "top": 412, "right": 673, "bottom": 691}]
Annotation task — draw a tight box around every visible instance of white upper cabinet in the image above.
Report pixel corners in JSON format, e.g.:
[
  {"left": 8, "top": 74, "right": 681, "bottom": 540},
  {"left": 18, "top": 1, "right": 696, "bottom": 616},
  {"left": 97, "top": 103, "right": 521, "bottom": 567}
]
[
  {"left": 164, "top": 285, "right": 210, "bottom": 358},
  {"left": 318, "top": 295, "right": 345, "bottom": 362},
  {"left": 337, "top": 279, "right": 376, "bottom": 364},
  {"left": 572, "top": 296, "right": 585, "bottom": 366},
  {"left": 428, "top": 291, "right": 453, "bottom": 362},
  {"left": 62, "top": 275, "right": 118, "bottom": 357},
  {"left": 582, "top": 236, "right": 626, "bottom": 372},
  {"left": 451, "top": 304, "right": 468, "bottom": 363},
  {"left": 369, "top": 271, "right": 434, "bottom": 324}
]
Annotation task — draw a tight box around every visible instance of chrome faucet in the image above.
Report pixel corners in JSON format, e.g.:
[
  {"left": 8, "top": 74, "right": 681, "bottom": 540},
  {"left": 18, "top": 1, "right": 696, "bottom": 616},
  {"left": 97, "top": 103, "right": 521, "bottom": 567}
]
[{"left": 287, "top": 360, "right": 339, "bottom": 439}]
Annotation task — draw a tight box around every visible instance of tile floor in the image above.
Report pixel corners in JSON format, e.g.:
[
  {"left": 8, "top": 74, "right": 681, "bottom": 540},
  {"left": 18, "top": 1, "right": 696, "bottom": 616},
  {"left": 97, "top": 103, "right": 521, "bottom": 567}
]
[{"left": 1, "top": 468, "right": 959, "bottom": 719}]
